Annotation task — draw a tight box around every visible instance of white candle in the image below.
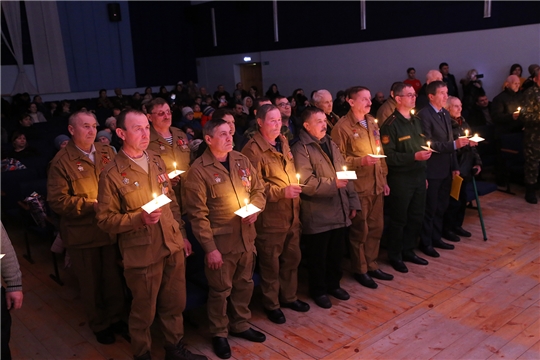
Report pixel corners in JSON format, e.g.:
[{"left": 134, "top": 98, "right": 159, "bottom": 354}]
[
  {"left": 173, "top": 162, "right": 177, "bottom": 170},
  {"left": 474, "top": 133, "right": 478, "bottom": 138},
  {"left": 153, "top": 193, "right": 158, "bottom": 204},
  {"left": 296, "top": 173, "right": 300, "bottom": 185},
  {"left": 343, "top": 166, "right": 347, "bottom": 172},
  {"left": 244, "top": 198, "right": 249, "bottom": 212},
  {"left": 376, "top": 146, "right": 380, "bottom": 155},
  {"left": 427, "top": 141, "right": 431, "bottom": 149},
  {"left": 465, "top": 129, "right": 469, "bottom": 137}
]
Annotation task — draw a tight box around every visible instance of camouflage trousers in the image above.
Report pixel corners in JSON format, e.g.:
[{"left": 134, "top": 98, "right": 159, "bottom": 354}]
[{"left": 524, "top": 128, "right": 540, "bottom": 185}]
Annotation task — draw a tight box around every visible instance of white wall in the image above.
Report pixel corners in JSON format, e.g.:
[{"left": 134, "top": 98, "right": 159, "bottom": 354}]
[{"left": 196, "top": 24, "right": 540, "bottom": 100}]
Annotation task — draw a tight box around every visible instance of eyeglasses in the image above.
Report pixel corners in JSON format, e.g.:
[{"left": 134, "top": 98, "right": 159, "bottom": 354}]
[
  {"left": 151, "top": 110, "right": 172, "bottom": 116},
  {"left": 397, "top": 93, "right": 417, "bottom": 98},
  {"left": 277, "top": 102, "right": 291, "bottom": 108}
]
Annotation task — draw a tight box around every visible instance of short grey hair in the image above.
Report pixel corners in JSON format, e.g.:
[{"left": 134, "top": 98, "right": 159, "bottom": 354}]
[{"left": 311, "top": 89, "right": 332, "bottom": 105}]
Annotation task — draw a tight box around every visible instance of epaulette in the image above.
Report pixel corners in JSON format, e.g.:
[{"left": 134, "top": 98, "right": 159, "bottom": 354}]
[{"left": 383, "top": 114, "right": 397, "bottom": 127}]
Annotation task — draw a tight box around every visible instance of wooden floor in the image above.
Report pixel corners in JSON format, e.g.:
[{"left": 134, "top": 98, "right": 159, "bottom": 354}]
[{"left": 4, "top": 183, "right": 539, "bottom": 360}]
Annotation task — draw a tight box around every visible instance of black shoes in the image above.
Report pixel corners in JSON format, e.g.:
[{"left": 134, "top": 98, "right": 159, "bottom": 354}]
[
  {"left": 368, "top": 269, "right": 394, "bottom": 281},
  {"left": 453, "top": 227, "right": 471, "bottom": 237},
  {"left": 230, "top": 328, "right": 266, "bottom": 342},
  {"left": 164, "top": 342, "right": 207, "bottom": 360},
  {"left": 94, "top": 327, "right": 115, "bottom": 345},
  {"left": 353, "top": 273, "right": 378, "bottom": 289},
  {"left": 389, "top": 260, "right": 408, "bottom": 273},
  {"left": 420, "top": 246, "right": 440, "bottom": 258},
  {"left": 442, "top": 230, "right": 461, "bottom": 242},
  {"left": 328, "top": 288, "right": 350, "bottom": 300},
  {"left": 403, "top": 252, "right": 429, "bottom": 266},
  {"left": 265, "top": 308, "right": 286, "bottom": 324},
  {"left": 280, "top": 299, "right": 310, "bottom": 312},
  {"left": 313, "top": 294, "right": 332, "bottom": 309},
  {"left": 212, "top": 337, "right": 231, "bottom": 359},
  {"left": 433, "top": 240, "right": 455, "bottom": 250},
  {"left": 525, "top": 184, "right": 538, "bottom": 204}
]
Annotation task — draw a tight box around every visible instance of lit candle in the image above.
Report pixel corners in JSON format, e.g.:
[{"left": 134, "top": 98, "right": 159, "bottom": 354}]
[
  {"left": 427, "top": 141, "right": 431, "bottom": 149},
  {"left": 296, "top": 173, "right": 300, "bottom": 185},
  {"left": 376, "top": 146, "right": 380, "bottom": 155},
  {"left": 173, "top": 162, "right": 177, "bottom": 170},
  {"left": 474, "top": 133, "right": 478, "bottom": 138},
  {"left": 465, "top": 129, "right": 469, "bottom": 137},
  {"left": 374, "top": 119, "right": 378, "bottom": 124},
  {"left": 244, "top": 198, "right": 249, "bottom": 212},
  {"left": 517, "top": 107, "right": 521, "bottom": 112},
  {"left": 153, "top": 193, "right": 158, "bottom": 204},
  {"left": 410, "top": 109, "right": 415, "bottom": 116},
  {"left": 343, "top": 166, "right": 347, "bottom": 172}
]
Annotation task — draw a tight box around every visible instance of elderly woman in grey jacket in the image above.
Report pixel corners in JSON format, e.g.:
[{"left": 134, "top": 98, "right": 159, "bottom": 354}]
[{"left": 291, "top": 107, "right": 361, "bottom": 309}]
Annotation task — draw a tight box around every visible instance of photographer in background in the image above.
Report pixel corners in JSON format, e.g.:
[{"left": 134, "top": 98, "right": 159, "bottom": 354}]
[{"left": 460, "top": 69, "right": 485, "bottom": 114}]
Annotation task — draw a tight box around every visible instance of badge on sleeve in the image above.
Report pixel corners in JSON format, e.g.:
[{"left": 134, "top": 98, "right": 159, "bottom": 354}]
[{"left": 382, "top": 135, "right": 390, "bottom": 145}]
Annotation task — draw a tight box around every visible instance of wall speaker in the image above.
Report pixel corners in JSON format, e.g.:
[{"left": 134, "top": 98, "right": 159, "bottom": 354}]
[{"left": 107, "top": 3, "right": 121, "bottom": 22}]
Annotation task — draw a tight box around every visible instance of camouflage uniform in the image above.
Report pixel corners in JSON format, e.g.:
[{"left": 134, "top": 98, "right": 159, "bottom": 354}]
[{"left": 522, "top": 83, "right": 540, "bottom": 186}]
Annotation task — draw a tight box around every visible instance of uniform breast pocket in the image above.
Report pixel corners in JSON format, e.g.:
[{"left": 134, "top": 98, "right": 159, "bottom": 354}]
[
  {"left": 70, "top": 170, "right": 96, "bottom": 198},
  {"left": 119, "top": 184, "right": 145, "bottom": 211},
  {"left": 210, "top": 182, "right": 234, "bottom": 198}
]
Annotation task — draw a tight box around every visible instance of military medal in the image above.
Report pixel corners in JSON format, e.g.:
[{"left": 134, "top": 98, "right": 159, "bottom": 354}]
[
  {"left": 160, "top": 145, "right": 165, "bottom": 151},
  {"left": 157, "top": 173, "right": 167, "bottom": 183},
  {"left": 121, "top": 172, "right": 129, "bottom": 184},
  {"left": 177, "top": 137, "right": 188, "bottom": 150},
  {"left": 214, "top": 174, "right": 222, "bottom": 183},
  {"left": 134, "top": 181, "right": 139, "bottom": 187},
  {"left": 76, "top": 161, "right": 84, "bottom": 171},
  {"left": 352, "top": 129, "right": 359, "bottom": 138},
  {"left": 101, "top": 154, "right": 110, "bottom": 164},
  {"left": 239, "top": 167, "right": 252, "bottom": 192}
]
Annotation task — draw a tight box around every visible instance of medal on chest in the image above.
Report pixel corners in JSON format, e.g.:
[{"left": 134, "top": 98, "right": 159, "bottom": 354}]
[
  {"left": 157, "top": 173, "right": 169, "bottom": 194},
  {"left": 121, "top": 172, "right": 129, "bottom": 184},
  {"left": 101, "top": 154, "right": 110, "bottom": 165},
  {"left": 177, "top": 137, "right": 188, "bottom": 150},
  {"left": 158, "top": 141, "right": 165, "bottom": 151},
  {"left": 214, "top": 173, "right": 222, "bottom": 183},
  {"left": 352, "top": 129, "right": 359, "bottom": 138},
  {"left": 76, "top": 161, "right": 84, "bottom": 172},
  {"left": 238, "top": 165, "right": 252, "bottom": 192}
]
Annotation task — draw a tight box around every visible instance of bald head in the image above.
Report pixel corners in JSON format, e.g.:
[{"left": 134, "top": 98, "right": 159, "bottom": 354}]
[
  {"left": 505, "top": 75, "right": 521, "bottom": 93},
  {"left": 426, "top": 70, "right": 443, "bottom": 84}
]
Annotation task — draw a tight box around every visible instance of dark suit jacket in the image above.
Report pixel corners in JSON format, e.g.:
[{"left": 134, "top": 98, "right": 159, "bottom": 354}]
[
  {"left": 443, "top": 74, "right": 459, "bottom": 98},
  {"left": 418, "top": 104, "right": 459, "bottom": 179}
]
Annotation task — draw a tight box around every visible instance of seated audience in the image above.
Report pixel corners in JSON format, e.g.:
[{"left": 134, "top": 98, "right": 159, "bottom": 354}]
[{"left": 403, "top": 67, "right": 422, "bottom": 94}]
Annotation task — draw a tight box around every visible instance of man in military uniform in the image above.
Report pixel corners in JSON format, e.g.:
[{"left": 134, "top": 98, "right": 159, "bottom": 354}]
[
  {"left": 380, "top": 83, "right": 431, "bottom": 273},
  {"left": 146, "top": 98, "right": 191, "bottom": 215},
  {"left": 47, "top": 110, "right": 126, "bottom": 345},
  {"left": 185, "top": 119, "right": 267, "bottom": 359},
  {"left": 331, "top": 86, "right": 393, "bottom": 289},
  {"left": 522, "top": 68, "right": 540, "bottom": 204},
  {"left": 96, "top": 109, "right": 205, "bottom": 360},
  {"left": 241, "top": 104, "right": 309, "bottom": 324}
]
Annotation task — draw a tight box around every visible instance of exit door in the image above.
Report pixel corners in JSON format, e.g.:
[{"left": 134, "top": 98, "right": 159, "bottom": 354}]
[{"left": 239, "top": 63, "right": 263, "bottom": 98}]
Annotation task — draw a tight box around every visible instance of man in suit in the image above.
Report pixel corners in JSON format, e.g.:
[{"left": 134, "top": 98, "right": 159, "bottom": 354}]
[{"left": 417, "top": 81, "right": 470, "bottom": 258}]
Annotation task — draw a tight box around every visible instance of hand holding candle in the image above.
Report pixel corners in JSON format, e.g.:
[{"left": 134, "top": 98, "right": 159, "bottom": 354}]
[{"left": 513, "top": 107, "right": 521, "bottom": 120}]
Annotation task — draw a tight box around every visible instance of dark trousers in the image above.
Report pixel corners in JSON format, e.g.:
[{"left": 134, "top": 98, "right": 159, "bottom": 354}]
[
  {"left": 443, "top": 178, "right": 470, "bottom": 231},
  {"left": 386, "top": 173, "right": 426, "bottom": 261},
  {"left": 303, "top": 227, "right": 347, "bottom": 297},
  {"left": 1, "top": 287, "right": 12, "bottom": 360},
  {"left": 421, "top": 174, "right": 452, "bottom": 248}
]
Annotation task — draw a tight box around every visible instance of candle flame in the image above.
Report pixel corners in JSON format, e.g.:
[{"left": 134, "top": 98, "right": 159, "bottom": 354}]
[
  {"left": 153, "top": 193, "right": 157, "bottom": 199},
  {"left": 475, "top": 133, "right": 478, "bottom": 138},
  {"left": 411, "top": 109, "right": 415, "bottom": 116},
  {"left": 427, "top": 141, "right": 431, "bottom": 149},
  {"left": 244, "top": 198, "right": 249, "bottom": 212},
  {"left": 173, "top": 162, "right": 177, "bottom": 169},
  {"left": 517, "top": 107, "right": 521, "bottom": 111},
  {"left": 343, "top": 166, "right": 347, "bottom": 172},
  {"left": 465, "top": 129, "right": 469, "bottom": 137},
  {"left": 296, "top": 173, "right": 300, "bottom": 185},
  {"left": 376, "top": 146, "right": 380, "bottom": 155},
  {"left": 374, "top": 119, "right": 378, "bottom": 124}
]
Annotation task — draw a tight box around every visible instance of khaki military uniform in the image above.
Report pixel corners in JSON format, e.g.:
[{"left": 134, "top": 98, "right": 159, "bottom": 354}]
[
  {"left": 147, "top": 126, "right": 191, "bottom": 213},
  {"left": 47, "top": 141, "right": 124, "bottom": 333},
  {"left": 241, "top": 132, "right": 301, "bottom": 310},
  {"left": 331, "top": 111, "right": 388, "bottom": 274},
  {"left": 95, "top": 150, "right": 186, "bottom": 357},
  {"left": 185, "top": 148, "right": 266, "bottom": 337}
]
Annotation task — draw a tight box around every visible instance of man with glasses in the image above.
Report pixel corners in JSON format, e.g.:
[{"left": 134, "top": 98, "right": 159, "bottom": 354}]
[
  {"left": 312, "top": 89, "right": 340, "bottom": 136},
  {"left": 380, "top": 83, "right": 431, "bottom": 273},
  {"left": 332, "top": 86, "right": 393, "bottom": 290},
  {"left": 274, "top": 95, "right": 301, "bottom": 145},
  {"left": 147, "top": 98, "right": 191, "bottom": 214}
]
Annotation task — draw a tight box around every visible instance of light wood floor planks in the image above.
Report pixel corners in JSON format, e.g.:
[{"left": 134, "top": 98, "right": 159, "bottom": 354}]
[{"left": 4, "top": 183, "right": 539, "bottom": 360}]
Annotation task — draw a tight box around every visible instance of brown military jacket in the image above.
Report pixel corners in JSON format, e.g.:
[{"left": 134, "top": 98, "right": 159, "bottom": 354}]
[
  {"left": 147, "top": 126, "right": 191, "bottom": 212},
  {"left": 47, "top": 141, "right": 116, "bottom": 249},
  {"left": 95, "top": 150, "right": 186, "bottom": 269},
  {"left": 184, "top": 148, "right": 266, "bottom": 255},
  {"left": 241, "top": 132, "right": 300, "bottom": 233},
  {"left": 331, "top": 111, "right": 388, "bottom": 196}
]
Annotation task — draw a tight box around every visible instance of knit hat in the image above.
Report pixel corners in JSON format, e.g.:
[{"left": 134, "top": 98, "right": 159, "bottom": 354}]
[
  {"left": 96, "top": 130, "right": 112, "bottom": 142},
  {"left": 54, "top": 134, "right": 70, "bottom": 150},
  {"left": 182, "top": 107, "right": 194, "bottom": 117},
  {"left": 203, "top": 106, "right": 215, "bottom": 116}
]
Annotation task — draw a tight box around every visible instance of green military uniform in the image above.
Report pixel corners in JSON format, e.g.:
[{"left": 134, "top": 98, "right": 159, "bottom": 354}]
[
  {"left": 522, "top": 83, "right": 540, "bottom": 187},
  {"left": 380, "top": 110, "right": 427, "bottom": 261}
]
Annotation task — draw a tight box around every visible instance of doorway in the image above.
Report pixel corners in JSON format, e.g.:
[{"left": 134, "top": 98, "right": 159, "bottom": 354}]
[{"left": 239, "top": 62, "right": 263, "bottom": 98}]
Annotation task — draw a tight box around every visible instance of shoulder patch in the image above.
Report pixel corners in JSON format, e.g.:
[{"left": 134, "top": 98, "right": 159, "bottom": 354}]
[{"left": 382, "top": 135, "right": 390, "bottom": 144}]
